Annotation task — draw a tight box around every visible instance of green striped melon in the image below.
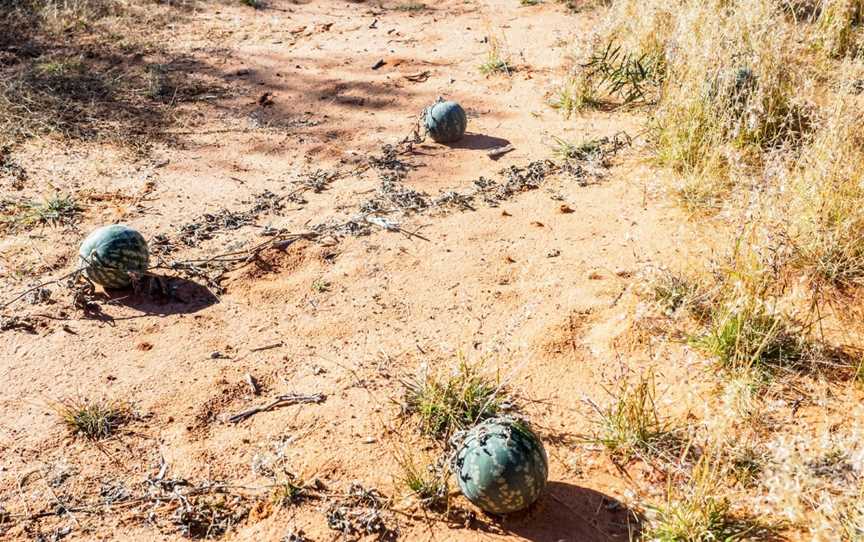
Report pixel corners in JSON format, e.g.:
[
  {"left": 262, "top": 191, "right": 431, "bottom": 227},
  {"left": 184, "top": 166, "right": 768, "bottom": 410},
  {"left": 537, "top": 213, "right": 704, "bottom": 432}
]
[
  {"left": 423, "top": 99, "right": 467, "bottom": 143},
  {"left": 451, "top": 417, "right": 548, "bottom": 514},
  {"left": 78, "top": 224, "right": 149, "bottom": 289}
]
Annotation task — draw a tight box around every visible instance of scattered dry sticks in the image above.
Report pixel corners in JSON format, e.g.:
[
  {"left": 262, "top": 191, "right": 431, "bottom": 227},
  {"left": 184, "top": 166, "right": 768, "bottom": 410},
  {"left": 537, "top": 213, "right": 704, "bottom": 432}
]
[
  {"left": 227, "top": 392, "right": 326, "bottom": 424},
  {"left": 0, "top": 267, "right": 84, "bottom": 311}
]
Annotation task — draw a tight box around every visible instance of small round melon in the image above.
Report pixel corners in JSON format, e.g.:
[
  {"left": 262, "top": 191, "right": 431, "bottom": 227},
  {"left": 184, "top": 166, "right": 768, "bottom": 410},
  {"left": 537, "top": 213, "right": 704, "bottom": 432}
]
[
  {"left": 78, "top": 224, "right": 149, "bottom": 289},
  {"left": 424, "top": 100, "right": 467, "bottom": 143},
  {"left": 452, "top": 417, "right": 548, "bottom": 514}
]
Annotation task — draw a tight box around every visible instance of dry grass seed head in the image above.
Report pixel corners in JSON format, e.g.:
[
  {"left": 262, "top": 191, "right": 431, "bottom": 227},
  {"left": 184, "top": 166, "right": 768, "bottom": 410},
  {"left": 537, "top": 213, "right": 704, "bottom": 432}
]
[
  {"left": 644, "top": 449, "right": 780, "bottom": 541},
  {"left": 787, "top": 100, "right": 864, "bottom": 290}
]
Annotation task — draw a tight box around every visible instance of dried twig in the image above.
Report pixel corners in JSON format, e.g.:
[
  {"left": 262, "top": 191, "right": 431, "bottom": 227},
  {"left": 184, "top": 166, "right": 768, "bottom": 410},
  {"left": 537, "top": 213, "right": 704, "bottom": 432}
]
[
  {"left": 227, "top": 393, "right": 326, "bottom": 424},
  {"left": 0, "top": 267, "right": 83, "bottom": 310}
]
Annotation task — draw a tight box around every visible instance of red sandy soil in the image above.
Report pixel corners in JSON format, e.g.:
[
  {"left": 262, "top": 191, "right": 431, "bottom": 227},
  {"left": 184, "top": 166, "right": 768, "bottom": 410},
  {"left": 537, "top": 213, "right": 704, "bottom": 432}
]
[{"left": 1, "top": 1, "right": 724, "bottom": 540}]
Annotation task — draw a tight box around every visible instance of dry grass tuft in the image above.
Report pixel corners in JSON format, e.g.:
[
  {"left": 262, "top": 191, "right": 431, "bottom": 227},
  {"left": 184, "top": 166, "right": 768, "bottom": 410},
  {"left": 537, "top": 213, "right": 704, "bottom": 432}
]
[
  {"left": 588, "top": 370, "right": 686, "bottom": 463},
  {"left": 786, "top": 101, "right": 864, "bottom": 290},
  {"left": 401, "top": 356, "right": 508, "bottom": 439},
  {"left": 394, "top": 450, "right": 449, "bottom": 510},
  {"left": 52, "top": 397, "right": 131, "bottom": 440},
  {"left": 643, "top": 451, "right": 781, "bottom": 541},
  {"left": 479, "top": 34, "right": 513, "bottom": 76}
]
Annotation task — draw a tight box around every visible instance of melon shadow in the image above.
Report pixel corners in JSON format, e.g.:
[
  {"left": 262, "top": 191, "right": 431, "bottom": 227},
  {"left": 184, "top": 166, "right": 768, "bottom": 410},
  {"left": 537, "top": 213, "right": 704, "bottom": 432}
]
[
  {"left": 99, "top": 275, "right": 218, "bottom": 317},
  {"left": 501, "top": 481, "right": 640, "bottom": 542},
  {"left": 447, "top": 132, "right": 511, "bottom": 152}
]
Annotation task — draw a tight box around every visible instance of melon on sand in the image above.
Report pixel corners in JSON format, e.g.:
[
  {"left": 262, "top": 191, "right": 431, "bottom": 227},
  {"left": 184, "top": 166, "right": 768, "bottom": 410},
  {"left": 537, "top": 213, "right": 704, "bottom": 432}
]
[
  {"left": 78, "top": 224, "right": 150, "bottom": 289},
  {"left": 451, "top": 417, "right": 548, "bottom": 514},
  {"left": 423, "top": 99, "right": 468, "bottom": 143}
]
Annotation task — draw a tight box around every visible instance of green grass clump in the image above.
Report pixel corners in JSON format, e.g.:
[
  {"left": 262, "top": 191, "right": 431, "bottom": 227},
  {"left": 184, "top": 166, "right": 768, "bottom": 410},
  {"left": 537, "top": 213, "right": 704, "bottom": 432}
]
[
  {"left": 2, "top": 194, "right": 81, "bottom": 231},
  {"left": 311, "top": 278, "right": 331, "bottom": 293},
  {"left": 53, "top": 398, "right": 130, "bottom": 440},
  {"left": 648, "top": 269, "right": 707, "bottom": 317},
  {"left": 581, "top": 40, "right": 665, "bottom": 105},
  {"left": 588, "top": 370, "right": 684, "bottom": 462},
  {"left": 694, "top": 302, "right": 804, "bottom": 374},
  {"left": 395, "top": 451, "right": 448, "bottom": 509},
  {"left": 550, "top": 135, "right": 605, "bottom": 161},
  {"left": 269, "top": 477, "right": 307, "bottom": 508},
  {"left": 401, "top": 357, "right": 506, "bottom": 439},
  {"left": 549, "top": 76, "right": 600, "bottom": 117}
]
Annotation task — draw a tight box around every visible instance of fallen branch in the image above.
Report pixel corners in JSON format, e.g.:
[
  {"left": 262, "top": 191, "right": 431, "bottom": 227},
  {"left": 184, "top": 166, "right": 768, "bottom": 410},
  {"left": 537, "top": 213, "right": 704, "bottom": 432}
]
[{"left": 227, "top": 392, "right": 326, "bottom": 424}]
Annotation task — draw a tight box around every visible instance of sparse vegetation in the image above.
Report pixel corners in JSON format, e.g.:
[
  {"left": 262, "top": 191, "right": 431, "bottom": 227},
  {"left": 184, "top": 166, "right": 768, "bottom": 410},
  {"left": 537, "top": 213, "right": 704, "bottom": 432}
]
[
  {"left": 1, "top": 195, "right": 82, "bottom": 231},
  {"left": 269, "top": 478, "right": 307, "bottom": 508},
  {"left": 647, "top": 268, "right": 710, "bottom": 318},
  {"left": 395, "top": 451, "right": 449, "bottom": 509},
  {"left": 479, "top": 35, "right": 513, "bottom": 76},
  {"left": 5, "top": 0, "right": 864, "bottom": 540},
  {"left": 401, "top": 357, "right": 507, "bottom": 439},
  {"left": 643, "top": 452, "right": 777, "bottom": 541},
  {"left": 588, "top": 371, "right": 685, "bottom": 463},
  {"left": 52, "top": 397, "right": 130, "bottom": 440},
  {"left": 311, "top": 278, "right": 331, "bottom": 293},
  {"left": 173, "top": 495, "right": 249, "bottom": 539},
  {"left": 0, "top": 0, "right": 229, "bottom": 149},
  {"left": 694, "top": 302, "right": 805, "bottom": 373},
  {"left": 574, "top": 2, "right": 864, "bottom": 537},
  {"left": 549, "top": 76, "right": 600, "bottom": 117}
]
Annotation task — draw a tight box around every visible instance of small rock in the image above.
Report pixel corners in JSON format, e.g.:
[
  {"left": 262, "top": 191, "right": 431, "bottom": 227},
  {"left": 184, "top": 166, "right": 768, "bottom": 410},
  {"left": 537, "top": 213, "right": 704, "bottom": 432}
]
[{"left": 362, "top": 436, "right": 377, "bottom": 444}]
